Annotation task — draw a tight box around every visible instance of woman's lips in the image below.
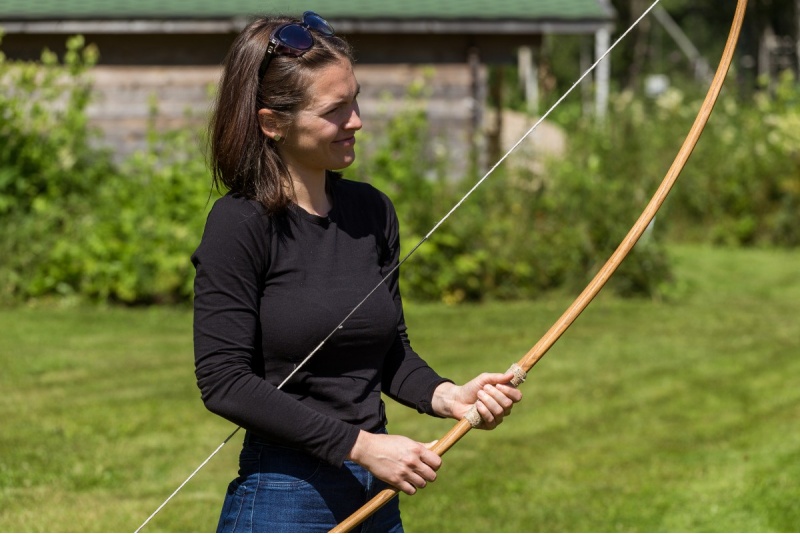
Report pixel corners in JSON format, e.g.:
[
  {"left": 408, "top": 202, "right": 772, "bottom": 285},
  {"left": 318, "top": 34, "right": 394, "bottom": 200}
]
[{"left": 334, "top": 135, "right": 356, "bottom": 146}]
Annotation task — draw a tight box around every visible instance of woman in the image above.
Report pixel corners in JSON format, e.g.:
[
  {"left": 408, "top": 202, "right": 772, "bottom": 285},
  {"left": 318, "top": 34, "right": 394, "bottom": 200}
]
[{"left": 192, "top": 11, "right": 522, "bottom": 533}]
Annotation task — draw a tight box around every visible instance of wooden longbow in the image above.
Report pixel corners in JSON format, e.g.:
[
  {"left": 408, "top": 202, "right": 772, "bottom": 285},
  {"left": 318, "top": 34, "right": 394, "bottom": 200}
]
[{"left": 331, "top": 0, "right": 749, "bottom": 531}]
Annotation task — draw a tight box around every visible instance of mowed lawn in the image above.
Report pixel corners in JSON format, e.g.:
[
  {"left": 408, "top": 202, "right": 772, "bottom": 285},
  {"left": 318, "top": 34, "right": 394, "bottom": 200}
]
[{"left": 0, "top": 244, "right": 798, "bottom": 532}]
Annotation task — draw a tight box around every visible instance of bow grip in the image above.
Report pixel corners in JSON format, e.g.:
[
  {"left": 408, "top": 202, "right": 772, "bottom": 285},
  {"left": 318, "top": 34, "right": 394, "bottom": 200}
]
[{"left": 464, "top": 363, "right": 527, "bottom": 428}]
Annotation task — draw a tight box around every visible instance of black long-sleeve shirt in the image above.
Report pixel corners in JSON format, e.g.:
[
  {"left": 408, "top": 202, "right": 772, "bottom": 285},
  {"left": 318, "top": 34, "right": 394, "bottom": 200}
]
[{"left": 192, "top": 177, "right": 449, "bottom": 467}]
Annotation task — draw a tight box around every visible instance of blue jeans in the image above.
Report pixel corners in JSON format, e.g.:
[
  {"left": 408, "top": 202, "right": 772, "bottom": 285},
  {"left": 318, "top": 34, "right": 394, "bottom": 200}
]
[{"left": 217, "top": 432, "right": 403, "bottom": 533}]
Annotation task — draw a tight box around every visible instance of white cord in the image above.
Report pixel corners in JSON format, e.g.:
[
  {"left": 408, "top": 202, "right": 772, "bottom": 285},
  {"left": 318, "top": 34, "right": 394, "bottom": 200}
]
[{"left": 134, "top": 426, "right": 240, "bottom": 533}]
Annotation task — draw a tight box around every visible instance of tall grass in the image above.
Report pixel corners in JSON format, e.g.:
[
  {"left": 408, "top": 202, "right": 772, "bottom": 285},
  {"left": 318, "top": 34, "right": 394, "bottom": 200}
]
[{"left": 0, "top": 244, "right": 798, "bottom": 532}]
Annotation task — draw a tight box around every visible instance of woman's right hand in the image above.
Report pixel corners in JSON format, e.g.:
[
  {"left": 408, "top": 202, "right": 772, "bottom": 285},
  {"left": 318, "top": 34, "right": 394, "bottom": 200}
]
[{"left": 347, "top": 430, "right": 441, "bottom": 495}]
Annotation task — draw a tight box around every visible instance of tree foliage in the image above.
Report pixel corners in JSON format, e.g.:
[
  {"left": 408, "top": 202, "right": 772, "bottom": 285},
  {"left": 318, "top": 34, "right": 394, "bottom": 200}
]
[{"left": 607, "top": 0, "right": 798, "bottom": 90}]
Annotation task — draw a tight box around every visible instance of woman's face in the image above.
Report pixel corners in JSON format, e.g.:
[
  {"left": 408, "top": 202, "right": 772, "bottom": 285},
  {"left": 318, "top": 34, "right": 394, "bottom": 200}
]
[{"left": 277, "top": 58, "right": 362, "bottom": 177}]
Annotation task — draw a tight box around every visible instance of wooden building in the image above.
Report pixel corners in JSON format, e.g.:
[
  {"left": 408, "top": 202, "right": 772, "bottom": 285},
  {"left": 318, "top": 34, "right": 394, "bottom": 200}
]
[{"left": 0, "top": 1, "right": 615, "bottom": 173}]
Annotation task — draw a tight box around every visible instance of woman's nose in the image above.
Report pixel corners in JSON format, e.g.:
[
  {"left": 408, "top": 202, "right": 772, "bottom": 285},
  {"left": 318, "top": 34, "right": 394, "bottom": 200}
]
[{"left": 345, "top": 102, "right": 362, "bottom": 131}]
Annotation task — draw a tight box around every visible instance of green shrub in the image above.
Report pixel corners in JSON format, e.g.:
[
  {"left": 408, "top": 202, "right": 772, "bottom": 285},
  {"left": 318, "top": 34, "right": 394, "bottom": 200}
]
[
  {"left": 0, "top": 35, "right": 113, "bottom": 301},
  {"left": 353, "top": 92, "right": 672, "bottom": 302},
  {"left": 551, "top": 73, "right": 800, "bottom": 248},
  {"left": 0, "top": 35, "right": 216, "bottom": 304},
  {"left": 60, "top": 126, "right": 217, "bottom": 304},
  {"left": 675, "top": 70, "right": 800, "bottom": 247}
]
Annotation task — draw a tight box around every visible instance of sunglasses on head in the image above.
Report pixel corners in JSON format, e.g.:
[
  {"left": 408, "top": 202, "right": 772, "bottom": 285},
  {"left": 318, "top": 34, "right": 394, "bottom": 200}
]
[{"left": 258, "top": 11, "right": 335, "bottom": 81}]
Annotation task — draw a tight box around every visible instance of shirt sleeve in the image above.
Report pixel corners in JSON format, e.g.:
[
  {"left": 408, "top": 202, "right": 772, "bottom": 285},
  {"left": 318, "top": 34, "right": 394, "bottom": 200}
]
[
  {"left": 376, "top": 191, "right": 452, "bottom": 414},
  {"left": 191, "top": 194, "right": 360, "bottom": 466}
]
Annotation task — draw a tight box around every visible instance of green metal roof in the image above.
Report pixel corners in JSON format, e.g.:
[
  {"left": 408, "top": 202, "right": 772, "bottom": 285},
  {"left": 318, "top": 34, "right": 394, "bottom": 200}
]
[{"left": 0, "top": 1, "right": 613, "bottom": 21}]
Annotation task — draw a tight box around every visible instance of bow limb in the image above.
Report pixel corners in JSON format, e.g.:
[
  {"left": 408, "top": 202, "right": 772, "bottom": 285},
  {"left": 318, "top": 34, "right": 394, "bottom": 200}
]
[
  {"left": 516, "top": 0, "right": 748, "bottom": 376},
  {"left": 330, "top": 1, "right": 749, "bottom": 531}
]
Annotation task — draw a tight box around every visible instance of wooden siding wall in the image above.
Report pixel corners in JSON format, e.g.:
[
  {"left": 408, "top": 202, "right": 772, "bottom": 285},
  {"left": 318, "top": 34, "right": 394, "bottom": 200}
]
[
  {"left": 87, "top": 66, "right": 219, "bottom": 158},
  {"left": 86, "top": 64, "right": 483, "bottom": 176},
  {"left": 3, "top": 30, "right": 555, "bottom": 177}
]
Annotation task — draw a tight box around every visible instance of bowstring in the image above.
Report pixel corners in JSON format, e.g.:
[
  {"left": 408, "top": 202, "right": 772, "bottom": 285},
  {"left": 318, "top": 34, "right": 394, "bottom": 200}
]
[{"left": 134, "top": 1, "right": 661, "bottom": 531}]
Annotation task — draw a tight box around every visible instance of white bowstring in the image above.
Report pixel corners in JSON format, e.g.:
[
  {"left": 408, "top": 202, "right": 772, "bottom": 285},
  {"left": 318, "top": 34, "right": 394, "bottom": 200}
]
[
  {"left": 135, "top": 427, "right": 240, "bottom": 533},
  {"left": 134, "top": 2, "right": 660, "bottom": 531}
]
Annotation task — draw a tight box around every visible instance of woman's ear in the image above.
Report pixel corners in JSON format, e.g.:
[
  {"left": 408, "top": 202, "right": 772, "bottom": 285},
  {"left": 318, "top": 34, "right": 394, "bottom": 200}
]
[{"left": 257, "top": 108, "right": 284, "bottom": 141}]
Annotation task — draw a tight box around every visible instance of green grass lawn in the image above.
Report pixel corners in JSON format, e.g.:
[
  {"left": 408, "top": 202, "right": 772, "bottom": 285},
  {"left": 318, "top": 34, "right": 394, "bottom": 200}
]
[{"left": 1, "top": 244, "right": 798, "bottom": 532}]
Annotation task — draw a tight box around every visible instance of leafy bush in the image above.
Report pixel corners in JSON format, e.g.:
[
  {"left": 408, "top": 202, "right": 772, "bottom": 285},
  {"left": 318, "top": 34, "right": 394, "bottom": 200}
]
[
  {"left": 0, "top": 35, "right": 215, "bottom": 304},
  {"left": 552, "top": 72, "right": 800, "bottom": 248},
  {"left": 0, "top": 35, "right": 112, "bottom": 300},
  {"left": 353, "top": 92, "right": 672, "bottom": 302},
  {"left": 58, "top": 126, "right": 217, "bottom": 304},
  {"left": 672, "top": 71, "right": 800, "bottom": 247}
]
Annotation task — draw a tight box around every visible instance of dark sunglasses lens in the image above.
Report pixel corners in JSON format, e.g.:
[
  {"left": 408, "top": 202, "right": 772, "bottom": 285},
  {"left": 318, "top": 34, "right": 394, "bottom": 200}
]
[
  {"left": 303, "top": 11, "right": 334, "bottom": 36},
  {"left": 276, "top": 24, "right": 314, "bottom": 52}
]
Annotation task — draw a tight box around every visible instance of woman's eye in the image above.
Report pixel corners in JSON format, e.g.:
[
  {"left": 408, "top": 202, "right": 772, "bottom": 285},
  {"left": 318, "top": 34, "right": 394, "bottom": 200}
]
[{"left": 324, "top": 96, "right": 357, "bottom": 117}]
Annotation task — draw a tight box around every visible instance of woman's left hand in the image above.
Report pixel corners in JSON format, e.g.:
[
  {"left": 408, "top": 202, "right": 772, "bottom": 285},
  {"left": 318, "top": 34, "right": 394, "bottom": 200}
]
[{"left": 432, "top": 371, "right": 523, "bottom": 430}]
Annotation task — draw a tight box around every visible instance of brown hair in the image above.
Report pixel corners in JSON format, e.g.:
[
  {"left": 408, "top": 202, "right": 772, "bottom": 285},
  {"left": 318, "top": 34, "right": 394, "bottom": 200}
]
[{"left": 209, "top": 15, "right": 354, "bottom": 214}]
